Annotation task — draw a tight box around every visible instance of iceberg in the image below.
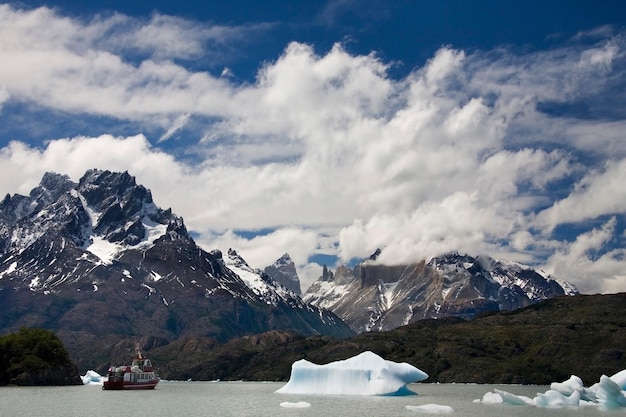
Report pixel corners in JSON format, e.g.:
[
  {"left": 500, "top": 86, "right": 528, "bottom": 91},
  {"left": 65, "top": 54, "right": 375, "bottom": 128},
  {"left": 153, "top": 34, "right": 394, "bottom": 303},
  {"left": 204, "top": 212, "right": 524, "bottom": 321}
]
[
  {"left": 275, "top": 351, "right": 428, "bottom": 396},
  {"left": 479, "top": 370, "right": 626, "bottom": 409},
  {"left": 81, "top": 370, "right": 104, "bottom": 385}
]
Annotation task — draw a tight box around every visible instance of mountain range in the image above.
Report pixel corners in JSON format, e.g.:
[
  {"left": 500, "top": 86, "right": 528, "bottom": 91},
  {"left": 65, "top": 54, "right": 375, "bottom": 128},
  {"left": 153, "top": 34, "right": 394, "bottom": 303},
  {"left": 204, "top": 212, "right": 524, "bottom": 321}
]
[
  {"left": 0, "top": 169, "right": 577, "bottom": 371},
  {"left": 0, "top": 170, "right": 352, "bottom": 370},
  {"left": 303, "top": 251, "right": 577, "bottom": 333}
]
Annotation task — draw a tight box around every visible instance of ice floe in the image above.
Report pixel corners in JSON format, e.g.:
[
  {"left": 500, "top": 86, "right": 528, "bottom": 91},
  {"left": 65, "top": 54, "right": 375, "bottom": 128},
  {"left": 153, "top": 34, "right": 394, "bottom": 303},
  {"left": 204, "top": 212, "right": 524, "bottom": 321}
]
[
  {"left": 406, "top": 404, "right": 453, "bottom": 413},
  {"left": 280, "top": 401, "right": 311, "bottom": 408},
  {"left": 478, "top": 370, "right": 626, "bottom": 409}
]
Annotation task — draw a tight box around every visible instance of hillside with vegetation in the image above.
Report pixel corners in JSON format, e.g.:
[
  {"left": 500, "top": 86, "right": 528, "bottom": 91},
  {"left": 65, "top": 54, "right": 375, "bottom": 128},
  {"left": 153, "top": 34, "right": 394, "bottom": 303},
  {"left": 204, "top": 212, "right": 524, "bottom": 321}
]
[
  {"left": 0, "top": 328, "right": 82, "bottom": 386},
  {"left": 150, "top": 293, "right": 626, "bottom": 385}
]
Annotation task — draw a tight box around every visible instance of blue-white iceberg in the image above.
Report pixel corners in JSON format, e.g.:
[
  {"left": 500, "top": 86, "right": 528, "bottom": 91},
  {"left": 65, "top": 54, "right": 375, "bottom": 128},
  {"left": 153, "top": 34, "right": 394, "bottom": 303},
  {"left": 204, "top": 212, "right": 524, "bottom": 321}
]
[
  {"left": 275, "top": 351, "right": 428, "bottom": 396},
  {"left": 478, "top": 371, "right": 626, "bottom": 409},
  {"left": 81, "top": 370, "right": 104, "bottom": 385}
]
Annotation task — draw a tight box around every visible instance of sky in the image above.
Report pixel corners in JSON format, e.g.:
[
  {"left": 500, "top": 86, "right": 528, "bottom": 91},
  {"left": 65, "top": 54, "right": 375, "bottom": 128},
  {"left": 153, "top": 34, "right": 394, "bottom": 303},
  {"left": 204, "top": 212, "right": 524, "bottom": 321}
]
[{"left": 1, "top": 0, "right": 626, "bottom": 294}]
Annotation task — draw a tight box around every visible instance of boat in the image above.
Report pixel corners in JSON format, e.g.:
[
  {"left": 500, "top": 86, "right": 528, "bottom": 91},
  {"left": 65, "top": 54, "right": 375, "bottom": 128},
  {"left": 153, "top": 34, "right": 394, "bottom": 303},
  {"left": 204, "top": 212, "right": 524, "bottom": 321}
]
[{"left": 103, "top": 347, "right": 159, "bottom": 390}]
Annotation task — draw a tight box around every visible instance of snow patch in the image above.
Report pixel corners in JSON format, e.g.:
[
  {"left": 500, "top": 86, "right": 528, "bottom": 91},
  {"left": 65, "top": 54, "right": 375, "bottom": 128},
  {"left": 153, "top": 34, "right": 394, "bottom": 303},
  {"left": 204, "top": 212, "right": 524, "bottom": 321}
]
[
  {"left": 0, "top": 261, "right": 18, "bottom": 278},
  {"left": 150, "top": 270, "right": 163, "bottom": 282},
  {"left": 85, "top": 236, "right": 120, "bottom": 265},
  {"left": 29, "top": 276, "right": 40, "bottom": 291}
]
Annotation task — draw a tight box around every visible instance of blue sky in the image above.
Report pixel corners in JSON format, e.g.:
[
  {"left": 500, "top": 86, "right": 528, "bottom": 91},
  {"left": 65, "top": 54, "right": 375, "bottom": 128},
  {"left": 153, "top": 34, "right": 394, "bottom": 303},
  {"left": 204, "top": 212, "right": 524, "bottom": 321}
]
[{"left": 1, "top": 0, "right": 626, "bottom": 293}]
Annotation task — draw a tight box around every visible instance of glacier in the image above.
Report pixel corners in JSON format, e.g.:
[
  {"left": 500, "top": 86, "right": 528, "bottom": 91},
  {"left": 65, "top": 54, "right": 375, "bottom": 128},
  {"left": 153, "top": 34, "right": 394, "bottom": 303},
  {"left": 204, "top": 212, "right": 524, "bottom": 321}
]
[
  {"left": 477, "top": 370, "right": 626, "bottom": 409},
  {"left": 275, "top": 351, "right": 428, "bottom": 396}
]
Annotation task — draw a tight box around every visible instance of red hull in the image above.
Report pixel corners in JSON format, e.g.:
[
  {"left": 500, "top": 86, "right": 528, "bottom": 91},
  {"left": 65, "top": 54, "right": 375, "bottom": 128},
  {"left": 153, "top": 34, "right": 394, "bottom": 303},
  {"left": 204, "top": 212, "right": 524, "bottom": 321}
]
[{"left": 103, "top": 379, "right": 159, "bottom": 390}]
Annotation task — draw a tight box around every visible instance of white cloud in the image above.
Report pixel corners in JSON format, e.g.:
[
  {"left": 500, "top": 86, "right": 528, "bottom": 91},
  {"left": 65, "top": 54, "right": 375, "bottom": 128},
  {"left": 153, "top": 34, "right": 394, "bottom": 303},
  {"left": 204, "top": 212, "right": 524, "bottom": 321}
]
[
  {"left": 0, "top": 4, "right": 249, "bottom": 123},
  {"left": 0, "top": 135, "right": 182, "bottom": 196},
  {"left": 197, "top": 227, "right": 325, "bottom": 291},
  {"left": 535, "top": 159, "right": 626, "bottom": 232},
  {"left": 543, "top": 218, "right": 626, "bottom": 293},
  {"left": 1, "top": 5, "right": 626, "bottom": 294},
  {"left": 159, "top": 113, "right": 191, "bottom": 142},
  {"left": 0, "top": 86, "right": 8, "bottom": 111}
]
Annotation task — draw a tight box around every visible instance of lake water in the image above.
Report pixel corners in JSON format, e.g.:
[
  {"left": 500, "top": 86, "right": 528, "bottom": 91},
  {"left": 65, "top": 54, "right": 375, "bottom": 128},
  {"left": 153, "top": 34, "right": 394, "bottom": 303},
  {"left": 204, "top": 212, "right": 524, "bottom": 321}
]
[{"left": 0, "top": 381, "right": 618, "bottom": 417}]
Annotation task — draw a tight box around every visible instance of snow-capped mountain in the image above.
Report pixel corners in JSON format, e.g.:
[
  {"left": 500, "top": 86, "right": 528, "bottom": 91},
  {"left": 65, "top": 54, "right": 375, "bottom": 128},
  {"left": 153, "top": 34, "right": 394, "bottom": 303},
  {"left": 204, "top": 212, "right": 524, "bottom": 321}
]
[
  {"left": 304, "top": 251, "right": 578, "bottom": 333},
  {"left": 263, "top": 253, "right": 301, "bottom": 295},
  {"left": 0, "top": 170, "right": 354, "bottom": 351}
]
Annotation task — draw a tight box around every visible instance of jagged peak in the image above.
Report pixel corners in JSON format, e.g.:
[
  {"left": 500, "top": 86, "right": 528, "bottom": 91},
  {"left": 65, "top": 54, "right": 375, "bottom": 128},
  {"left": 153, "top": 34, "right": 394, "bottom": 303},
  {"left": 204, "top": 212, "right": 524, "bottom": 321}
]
[
  {"left": 273, "top": 253, "right": 293, "bottom": 266},
  {"left": 368, "top": 248, "right": 382, "bottom": 261},
  {"left": 29, "top": 172, "right": 76, "bottom": 205},
  {"left": 227, "top": 248, "right": 251, "bottom": 269},
  {"left": 39, "top": 172, "right": 74, "bottom": 190}
]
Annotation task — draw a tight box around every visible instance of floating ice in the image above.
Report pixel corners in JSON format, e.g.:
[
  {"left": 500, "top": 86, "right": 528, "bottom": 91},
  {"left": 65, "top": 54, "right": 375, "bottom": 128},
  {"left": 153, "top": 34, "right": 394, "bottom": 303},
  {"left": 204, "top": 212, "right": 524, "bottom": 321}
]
[
  {"left": 81, "top": 370, "right": 104, "bottom": 385},
  {"left": 475, "top": 392, "right": 503, "bottom": 404},
  {"left": 534, "top": 389, "right": 581, "bottom": 407},
  {"left": 406, "top": 404, "right": 453, "bottom": 413},
  {"left": 479, "top": 370, "right": 626, "bottom": 409},
  {"left": 280, "top": 401, "right": 311, "bottom": 408},
  {"left": 609, "top": 369, "right": 626, "bottom": 390},
  {"left": 594, "top": 375, "right": 626, "bottom": 408},
  {"left": 275, "top": 351, "right": 428, "bottom": 396},
  {"left": 494, "top": 389, "right": 534, "bottom": 406}
]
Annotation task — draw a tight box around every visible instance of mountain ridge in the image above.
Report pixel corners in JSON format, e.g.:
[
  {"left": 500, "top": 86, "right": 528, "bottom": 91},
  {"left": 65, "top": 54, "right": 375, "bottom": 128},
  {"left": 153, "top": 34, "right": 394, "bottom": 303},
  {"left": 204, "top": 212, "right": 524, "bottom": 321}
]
[
  {"left": 0, "top": 169, "right": 354, "bottom": 370},
  {"left": 304, "top": 250, "right": 577, "bottom": 333}
]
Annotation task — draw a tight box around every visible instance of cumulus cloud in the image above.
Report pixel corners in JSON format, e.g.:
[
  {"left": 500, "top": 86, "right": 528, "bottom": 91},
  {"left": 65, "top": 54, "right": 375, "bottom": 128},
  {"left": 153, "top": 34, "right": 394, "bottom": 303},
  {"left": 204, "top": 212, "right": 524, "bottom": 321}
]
[
  {"left": 1, "top": 5, "right": 626, "bottom": 293},
  {"left": 0, "top": 135, "right": 182, "bottom": 196},
  {"left": 0, "top": 4, "right": 253, "bottom": 123},
  {"left": 535, "top": 159, "right": 626, "bottom": 232},
  {"left": 543, "top": 218, "right": 626, "bottom": 293}
]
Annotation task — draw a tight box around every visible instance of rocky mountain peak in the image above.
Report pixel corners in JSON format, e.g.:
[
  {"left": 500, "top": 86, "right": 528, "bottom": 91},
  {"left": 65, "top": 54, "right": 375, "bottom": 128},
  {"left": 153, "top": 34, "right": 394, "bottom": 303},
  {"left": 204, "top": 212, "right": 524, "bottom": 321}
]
[
  {"left": 263, "top": 253, "right": 301, "bottom": 295},
  {"left": 227, "top": 248, "right": 250, "bottom": 269},
  {"left": 275, "top": 253, "right": 293, "bottom": 266}
]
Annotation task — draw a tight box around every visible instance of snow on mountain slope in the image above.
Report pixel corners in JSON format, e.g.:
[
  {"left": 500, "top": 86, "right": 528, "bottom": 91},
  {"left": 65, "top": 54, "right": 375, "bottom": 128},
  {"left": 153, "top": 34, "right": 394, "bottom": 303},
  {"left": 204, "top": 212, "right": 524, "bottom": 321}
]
[
  {"left": 304, "top": 251, "right": 578, "bottom": 333},
  {"left": 0, "top": 169, "right": 355, "bottom": 345}
]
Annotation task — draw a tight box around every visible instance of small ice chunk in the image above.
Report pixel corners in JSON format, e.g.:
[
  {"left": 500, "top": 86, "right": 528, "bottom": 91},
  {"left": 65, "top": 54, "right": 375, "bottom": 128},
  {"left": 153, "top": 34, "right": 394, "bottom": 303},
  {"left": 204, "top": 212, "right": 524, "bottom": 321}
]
[
  {"left": 534, "top": 389, "right": 581, "bottom": 408},
  {"left": 280, "top": 401, "right": 311, "bottom": 408},
  {"left": 406, "top": 404, "right": 453, "bottom": 413},
  {"left": 275, "top": 351, "right": 428, "bottom": 396},
  {"left": 551, "top": 375, "right": 583, "bottom": 395},
  {"left": 595, "top": 375, "right": 626, "bottom": 408},
  {"left": 81, "top": 370, "right": 103, "bottom": 385},
  {"left": 478, "top": 391, "right": 503, "bottom": 404},
  {"left": 480, "top": 372, "right": 626, "bottom": 409},
  {"left": 494, "top": 389, "right": 534, "bottom": 406},
  {"left": 550, "top": 375, "right": 597, "bottom": 402}
]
